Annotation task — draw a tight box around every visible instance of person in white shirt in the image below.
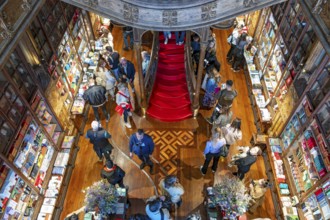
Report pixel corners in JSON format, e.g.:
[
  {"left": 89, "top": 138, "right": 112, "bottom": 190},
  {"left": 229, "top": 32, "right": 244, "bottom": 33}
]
[
  {"left": 200, "top": 131, "right": 226, "bottom": 175},
  {"left": 221, "top": 118, "right": 243, "bottom": 147},
  {"left": 145, "top": 197, "right": 172, "bottom": 220},
  {"left": 105, "top": 68, "right": 117, "bottom": 100},
  {"left": 159, "top": 175, "right": 184, "bottom": 207},
  {"left": 229, "top": 146, "right": 261, "bottom": 167},
  {"left": 115, "top": 83, "right": 133, "bottom": 128}
]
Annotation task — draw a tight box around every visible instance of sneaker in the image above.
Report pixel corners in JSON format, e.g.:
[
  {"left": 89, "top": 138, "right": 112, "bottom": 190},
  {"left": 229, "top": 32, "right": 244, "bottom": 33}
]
[
  {"left": 106, "top": 114, "right": 110, "bottom": 122},
  {"left": 140, "top": 163, "right": 146, "bottom": 169},
  {"left": 123, "top": 47, "right": 129, "bottom": 51},
  {"left": 98, "top": 157, "right": 103, "bottom": 162},
  {"left": 179, "top": 41, "right": 184, "bottom": 45},
  {"left": 233, "top": 68, "right": 240, "bottom": 72},
  {"left": 168, "top": 33, "right": 171, "bottom": 39},
  {"left": 132, "top": 88, "right": 135, "bottom": 93},
  {"left": 212, "top": 169, "right": 216, "bottom": 173},
  {"left": 164, "top": 38, "right": 168, "bottom": 45},
  {"left": 149, "top": 166, "right": 154, "bottom": 175},
  {"left": 125, "top": 122, "right": 132, "bottom": 128},
  {"left": 176, "top": 42, "right": 179, "bottom": 45},
  {"left": 128, "top": 112, "right": 132, "bottom": 116},
  {"left": 200, "top": 166, "right": 205, "bottom": 176}
]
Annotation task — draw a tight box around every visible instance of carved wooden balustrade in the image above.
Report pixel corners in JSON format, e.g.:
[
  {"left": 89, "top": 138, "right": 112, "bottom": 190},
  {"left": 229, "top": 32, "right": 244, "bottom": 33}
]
[
  {"left": 144, "top": 31, "right": 159, "bottom": 105},
  {"left": 184, "top": 31, "right": 197, "bottom": 105}
]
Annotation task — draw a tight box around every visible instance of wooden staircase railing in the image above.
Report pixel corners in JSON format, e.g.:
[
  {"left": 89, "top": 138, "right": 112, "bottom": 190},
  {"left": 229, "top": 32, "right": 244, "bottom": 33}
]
[
  {"left": 184, "top": 32, "right": 197, "bottom": 105},
  {"left": 144, "top": 31, "right": 159, "bottom": 105}
]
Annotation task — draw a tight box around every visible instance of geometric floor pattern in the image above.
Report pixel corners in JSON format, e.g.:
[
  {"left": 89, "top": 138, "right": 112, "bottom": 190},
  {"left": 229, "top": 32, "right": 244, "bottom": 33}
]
[{"left": 145, "top": 130, "right": 195, "bottom": 179}]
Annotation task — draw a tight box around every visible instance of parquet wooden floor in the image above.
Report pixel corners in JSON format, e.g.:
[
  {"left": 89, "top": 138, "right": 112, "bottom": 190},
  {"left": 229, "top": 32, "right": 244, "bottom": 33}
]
[{"left": 60, "top": 26, "right": 276, "bottom": 220}]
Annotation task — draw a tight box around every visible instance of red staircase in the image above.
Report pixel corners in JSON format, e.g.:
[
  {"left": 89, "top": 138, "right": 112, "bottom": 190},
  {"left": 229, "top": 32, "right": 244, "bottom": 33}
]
[{"left": 146, "top": 34, "right": 192, "bottom": 122}]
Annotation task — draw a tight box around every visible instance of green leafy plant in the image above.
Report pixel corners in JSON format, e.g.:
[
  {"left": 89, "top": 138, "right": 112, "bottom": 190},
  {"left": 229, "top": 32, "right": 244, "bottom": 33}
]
[
  {"left": 212, "top": 175, "right": 251, "bottom": 219},
  {"left": 84, "top": 179, "right": 119, "bottom": 215}
]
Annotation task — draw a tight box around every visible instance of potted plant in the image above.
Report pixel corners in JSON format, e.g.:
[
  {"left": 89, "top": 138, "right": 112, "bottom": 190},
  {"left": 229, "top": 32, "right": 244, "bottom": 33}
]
[
  {"left": 84, "top": 179, "right": 119, "bottom": 219},
  {"left": 211, "top": 175, "right": 251, "bottom": 219}
]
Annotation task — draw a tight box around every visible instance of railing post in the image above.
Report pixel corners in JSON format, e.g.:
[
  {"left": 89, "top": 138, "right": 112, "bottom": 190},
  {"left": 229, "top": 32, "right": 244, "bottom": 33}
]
[
  {"left": 133, "top": 29, "right": 147, "bottom": 117},
  {"left": 192, "top": 42, "right": 207, "bottom": 117}
]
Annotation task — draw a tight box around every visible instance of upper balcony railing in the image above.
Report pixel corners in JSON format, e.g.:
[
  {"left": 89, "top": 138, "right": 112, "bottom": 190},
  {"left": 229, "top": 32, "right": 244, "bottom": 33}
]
[{"left": 61, "top": 0, "right": 287, "bottom": 31}]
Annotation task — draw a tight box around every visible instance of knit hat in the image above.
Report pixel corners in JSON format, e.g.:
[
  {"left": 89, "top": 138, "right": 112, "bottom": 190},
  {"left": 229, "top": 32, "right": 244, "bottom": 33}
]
[{"left": 91, "top": 121, "right": 100, "bottom": 130}]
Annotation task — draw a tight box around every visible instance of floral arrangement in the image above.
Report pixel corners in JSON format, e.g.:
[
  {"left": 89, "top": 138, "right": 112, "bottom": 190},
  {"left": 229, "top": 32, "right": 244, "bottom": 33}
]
[
  {"left": 84, "top": 179, "right": 119, "bottom": 215},
  {"left": 212, "top": 175, "right": 251, "bottom": 219}
]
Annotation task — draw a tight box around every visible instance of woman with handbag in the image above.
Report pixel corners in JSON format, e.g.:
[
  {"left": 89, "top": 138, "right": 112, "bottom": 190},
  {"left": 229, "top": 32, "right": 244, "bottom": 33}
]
[
  {"left": 159, "top": 175, "right": 184, "bottom": 208},
  {"left": 200, "top": 131, "right": 226, "bottom": 175},
  {"left": 115, "top": 83, "right": 133, "bottom": 128},
  {"left": 221, "top": 118, "right": 243, "bottom": 148}
]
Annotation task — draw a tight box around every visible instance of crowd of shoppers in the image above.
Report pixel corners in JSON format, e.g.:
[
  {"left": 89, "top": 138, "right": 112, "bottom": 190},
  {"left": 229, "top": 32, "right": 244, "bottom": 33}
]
[{"left": 80, "top": 21, "right": 269, "bottom": 220}]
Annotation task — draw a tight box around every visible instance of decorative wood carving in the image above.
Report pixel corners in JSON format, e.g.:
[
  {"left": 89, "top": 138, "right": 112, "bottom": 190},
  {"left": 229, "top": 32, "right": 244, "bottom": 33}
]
[
  {"left": 63, "top": 0, "right": 287, "bottom": 30},
  {"left": 243, "top": 0, "right": 258, "bottom": 7},
  {"left": 84, "top": 0, "right": 98, "bottom": 7},
  {"left": 0, "top": 11, "right": 12, "bottom": 40},
  {"left": 123, "top": 3, "right": 139, "bottom": 22},
  {"left": 201, "top": 2, "right": 217, "bottom": 21},
  {"left": 312, "top": 0, "right": 327, "bottom": 14},
  {"left": 21, "top": 0, "right": 31, "bottom": 11},
  {"left": 162, "top": 10, "right": 178, "bottom": 26}
]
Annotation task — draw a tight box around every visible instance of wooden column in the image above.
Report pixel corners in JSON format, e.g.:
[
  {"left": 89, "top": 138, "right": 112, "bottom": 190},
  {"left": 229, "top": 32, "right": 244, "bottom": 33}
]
[
  {"left": 133, "top": 28, "right": 147, "bottom": 117},
  {"left": 192, "top": 42, "right": 207, "bottom": 117}
]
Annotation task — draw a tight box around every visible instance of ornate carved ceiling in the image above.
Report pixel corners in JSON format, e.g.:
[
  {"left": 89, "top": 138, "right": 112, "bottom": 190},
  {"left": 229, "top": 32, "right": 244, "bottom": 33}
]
[
  {"left": 62, "top": 0, "right": 287, "bottom": 31},
  {"left": 0, "top": 0, "right": 42, "bottom": 56}
]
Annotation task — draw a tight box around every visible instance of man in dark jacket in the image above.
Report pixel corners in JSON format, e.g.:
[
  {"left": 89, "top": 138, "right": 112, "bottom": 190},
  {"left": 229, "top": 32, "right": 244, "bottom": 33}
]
[
  {"left": 106, "top": 46, "right": 120, "bottom": 81},
  {"left": 207, "top": 79, "right": 237, "bottom": 124},
  {"left": 233, "top": 150, "right": 260, "bottom": 180},
  {"left": 83, "top": 78, "right": 110, "bottom": 122},
  {"left": 119, "top": 57, "right": 136, "bottom": 92},
  {"left": 101, "top": 160, "right": 126, "bottom": 188},
  {"left": 86, "top": 121, "right": 113, "bottom": 162},
  {"left": 129, "top": 129, "right": 155, "bottom": 174}
]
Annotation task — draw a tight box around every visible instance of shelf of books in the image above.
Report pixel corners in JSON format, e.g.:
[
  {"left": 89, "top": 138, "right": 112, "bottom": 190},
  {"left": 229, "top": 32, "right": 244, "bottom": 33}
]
[
  {"left": 38, "top": 135, "right": 76, "bottom": 219},
  {"left": 266, "top": 137, "right": 299, "bottom": 219},
  {"left": 244, "top": 49, "right": 272, "bottom": 133},
  {"left": 4, "top": 113, "right": 55, "bottom": 190},
  {"left": 301, "top": 183, "right": 330, "bottom": 220},
  {"left": 71, "top": 50, "right": 100, "bottom": 115},
  {"left": 31, "top": 91, "right": 63, "bottom": 147},
  {"left": 0, "top": 161, "right": 40, "bottom": 219}
]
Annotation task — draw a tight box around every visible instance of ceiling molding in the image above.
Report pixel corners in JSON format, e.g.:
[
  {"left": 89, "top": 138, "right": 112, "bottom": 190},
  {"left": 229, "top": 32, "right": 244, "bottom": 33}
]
[{"left": 62, "top": 0, "right": 287, "bottom": 31}]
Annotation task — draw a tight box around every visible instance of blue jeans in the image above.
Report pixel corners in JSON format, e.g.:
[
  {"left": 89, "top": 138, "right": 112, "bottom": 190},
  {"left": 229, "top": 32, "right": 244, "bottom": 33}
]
[
  {"left": 92, "top": 105, "right": 109, "bottom": 121},
  {"left": 123, "top": 31, "right": 133, "bottom": 48},
  {"left": 163, "top": 31, "right": 171, "bottom": 39},
  {"left": 112, "top": 68, "right": 119, "bottom": 81},
  {"left": 175, "top": 31, "right": 185, "bottom": 43}
]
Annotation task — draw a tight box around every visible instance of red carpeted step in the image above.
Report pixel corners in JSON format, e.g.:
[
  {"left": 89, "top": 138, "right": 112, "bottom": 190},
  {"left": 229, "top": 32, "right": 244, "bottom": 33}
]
[
  {"left": 155, "top": 82, "right": 187, "bottom": 91},
  {"left": 147, "top": 105, "right": 192, "bottom": 122},
  {"left": 150, "top": 96, "right": 191, "bottom": 108},
  {"left": 157, "top": 62, "right": 185, "bottom": 71},
  {"left": 147, "top": 33, "right": 192, "bottom": 122}
]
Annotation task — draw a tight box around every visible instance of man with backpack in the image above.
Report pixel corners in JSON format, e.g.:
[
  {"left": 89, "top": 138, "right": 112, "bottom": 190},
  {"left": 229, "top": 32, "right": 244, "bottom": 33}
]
[
  {"left": 101, "top": 160, "right": 126, "bottom": 188},
  {"left": 86, "top": 121, "right": 113, "bottom": 162}
]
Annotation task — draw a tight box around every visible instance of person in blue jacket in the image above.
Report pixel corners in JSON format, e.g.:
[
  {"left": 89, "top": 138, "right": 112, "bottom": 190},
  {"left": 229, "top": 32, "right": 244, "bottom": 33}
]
[{"left": 129, "top": 129, "right": 155, "bottom": 174}]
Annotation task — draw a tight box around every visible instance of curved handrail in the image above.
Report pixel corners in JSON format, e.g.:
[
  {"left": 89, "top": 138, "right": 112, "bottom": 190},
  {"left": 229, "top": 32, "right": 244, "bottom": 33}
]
[
  {"left": 184, "top": 34, "right": 196, "bottom": 103},
  {"left": 144, "top": 31, "right": 159, "bottom": 104}
]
